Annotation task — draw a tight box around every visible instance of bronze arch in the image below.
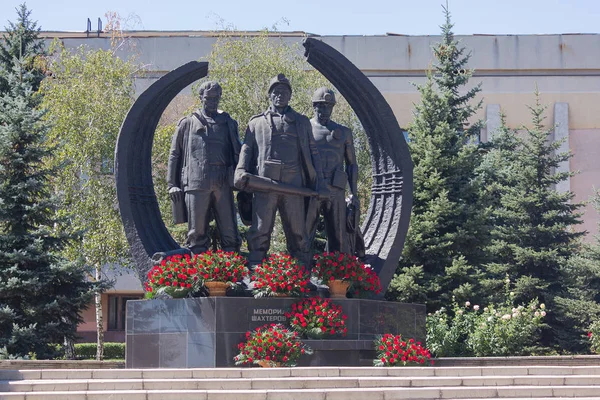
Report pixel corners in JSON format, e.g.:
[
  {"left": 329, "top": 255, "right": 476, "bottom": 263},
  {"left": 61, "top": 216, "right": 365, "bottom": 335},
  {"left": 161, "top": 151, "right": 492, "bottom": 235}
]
[{"left": 115, "top": 39, "right": 412, "bottom": 293}]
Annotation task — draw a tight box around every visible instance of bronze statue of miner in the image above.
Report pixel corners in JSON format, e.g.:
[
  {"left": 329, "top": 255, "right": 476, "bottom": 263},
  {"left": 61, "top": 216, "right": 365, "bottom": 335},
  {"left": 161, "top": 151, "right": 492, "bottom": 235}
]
[
  {"left": 167, "top": 81, "right": 242, "bottom": 254},
  {"left": 235, "top": 74, "right": 328, "bottom": 269},
  {"left": 308, "top": 87, "right": 360, "bottom": 254}
]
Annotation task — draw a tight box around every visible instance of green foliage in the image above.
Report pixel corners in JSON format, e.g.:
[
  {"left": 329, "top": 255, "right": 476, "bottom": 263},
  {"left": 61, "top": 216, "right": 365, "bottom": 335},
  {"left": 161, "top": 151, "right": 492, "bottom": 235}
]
[
  {"left": 427, "top": 287, "right": 546, "bottom": 357},
  {"left": 0, "top": 5, "right": 94, "bottom": 359},
  {"left": 479, "top": 90, "right": 584, "bottom": 350},
  {"left": 0, "top": 346, "right": 32, "bottom": 360},
  {"left": 388, "top": 7, "right": 486, "bottom": 310},
  {"left": 74, "top": 342, "right": 124, "bottom": 359},
  {"left": 39, "top": 42, "right": 138, "bottom": 269}
]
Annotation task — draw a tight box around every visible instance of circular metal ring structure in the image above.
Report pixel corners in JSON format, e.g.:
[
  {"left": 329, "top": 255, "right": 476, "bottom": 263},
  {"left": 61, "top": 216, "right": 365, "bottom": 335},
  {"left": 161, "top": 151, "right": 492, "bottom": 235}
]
[{"left": 115, "top": 40, "right": 413, "bottom": 293}]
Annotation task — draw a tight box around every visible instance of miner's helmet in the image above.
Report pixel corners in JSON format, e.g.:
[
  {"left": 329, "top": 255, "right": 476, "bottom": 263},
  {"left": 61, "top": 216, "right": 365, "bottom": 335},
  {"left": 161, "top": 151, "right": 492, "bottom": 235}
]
[
  {"left": 198, "top": 81, "right": 222, "bottom": 98},
  {"left": 268, "top": 73, "right": 292, "bottom": 94},
  {"left": 312, "top": 87, "right": 336, "bottom": 105}
]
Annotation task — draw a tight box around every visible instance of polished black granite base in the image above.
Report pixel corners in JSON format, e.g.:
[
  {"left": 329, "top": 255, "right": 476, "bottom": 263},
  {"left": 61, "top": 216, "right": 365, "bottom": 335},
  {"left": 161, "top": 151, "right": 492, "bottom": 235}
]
[{"left": 126, "top": 297, "right": 426, "bottom": 368}]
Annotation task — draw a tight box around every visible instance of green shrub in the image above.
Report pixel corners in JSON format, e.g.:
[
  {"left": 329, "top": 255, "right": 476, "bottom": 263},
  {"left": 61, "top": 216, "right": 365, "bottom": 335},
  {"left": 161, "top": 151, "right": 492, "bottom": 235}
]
[
  {"left": 427, "top": 291, "right": 546, "bottom": 357},
  {"left": 74, "top": 343, "right": 125, "bottom": 360}
]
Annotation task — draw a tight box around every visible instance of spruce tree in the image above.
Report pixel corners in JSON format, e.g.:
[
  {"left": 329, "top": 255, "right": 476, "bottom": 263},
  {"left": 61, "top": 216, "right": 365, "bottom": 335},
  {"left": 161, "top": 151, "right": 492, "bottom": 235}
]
[
  {"left": 480, "top": 91, "right": 583, "bottom": 349},
  {"left": 0, "top": 7, "right": 93, "bottom": 359},
  {"left": 476, "top": 114, "right": 521, "bottom": 300},
  {"left": 555, "top": 190, "right": 600, "bottom": 352},
  {"left": 387, "top": 7, "right": 487, "bottom": 311},
  {"left": 0, "top": 3, "right": 45, "bottom": 94}
]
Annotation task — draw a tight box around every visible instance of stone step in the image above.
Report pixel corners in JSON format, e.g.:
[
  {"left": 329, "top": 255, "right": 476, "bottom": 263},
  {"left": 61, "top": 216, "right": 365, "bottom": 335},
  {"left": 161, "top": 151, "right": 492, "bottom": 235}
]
[
  {"left": 3, "top": 375, "right": 600, "bottom": 392},
  {"left": 1, "top": 386, "right": 600, "bottom": 400},
  {"left": 3, "top": 366, "right": 600, "bottom": 381}
]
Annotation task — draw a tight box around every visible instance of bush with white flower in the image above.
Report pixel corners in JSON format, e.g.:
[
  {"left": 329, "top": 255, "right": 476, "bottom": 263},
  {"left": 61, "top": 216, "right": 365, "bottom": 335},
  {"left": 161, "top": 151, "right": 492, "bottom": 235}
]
[
  {"left": 465, "top": 298, "right": 546, "bottom": 356},
  {"left": 427, "top": 278, "right": 547, "bottom": 357}
]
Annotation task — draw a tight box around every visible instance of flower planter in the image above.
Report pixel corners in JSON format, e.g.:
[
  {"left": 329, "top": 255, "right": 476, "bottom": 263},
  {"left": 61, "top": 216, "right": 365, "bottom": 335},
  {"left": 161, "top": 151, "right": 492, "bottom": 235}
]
[
  {"left": 256, "top": 360, "right": 282, "bottom": 368},
  {"left": 329, "top": 279, "right": 349, "bottom": 298},
  {"left": 205, "top": 281, "right": 228, "bottom": 296}
]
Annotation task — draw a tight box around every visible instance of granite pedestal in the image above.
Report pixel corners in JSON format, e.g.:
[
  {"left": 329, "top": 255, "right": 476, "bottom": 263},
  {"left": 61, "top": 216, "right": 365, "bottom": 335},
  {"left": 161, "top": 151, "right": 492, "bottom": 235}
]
[{"left": 126, "top": 297, "right": 425, "bottom": 368}]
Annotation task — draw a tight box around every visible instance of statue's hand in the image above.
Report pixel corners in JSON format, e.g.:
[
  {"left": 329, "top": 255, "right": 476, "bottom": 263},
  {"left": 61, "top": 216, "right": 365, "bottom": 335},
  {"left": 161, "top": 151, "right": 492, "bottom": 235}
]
[
  {"left": 348, "top": 194, "right": 360, "bottom": 207},
  {"left": 234, "top": 171, "right": 250, "bottom": 191},
  {"left": 318, "top": 186, "right": 331, "bottom": 201},
  {"left": 169, "top": 186, "right": 184, "bottom": 202}
]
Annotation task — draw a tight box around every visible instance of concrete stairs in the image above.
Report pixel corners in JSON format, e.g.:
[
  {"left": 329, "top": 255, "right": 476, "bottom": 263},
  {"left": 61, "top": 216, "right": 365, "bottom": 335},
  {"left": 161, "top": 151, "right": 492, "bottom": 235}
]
[{"left": 1, "top": 365, "right": 600, "bottom": 399}]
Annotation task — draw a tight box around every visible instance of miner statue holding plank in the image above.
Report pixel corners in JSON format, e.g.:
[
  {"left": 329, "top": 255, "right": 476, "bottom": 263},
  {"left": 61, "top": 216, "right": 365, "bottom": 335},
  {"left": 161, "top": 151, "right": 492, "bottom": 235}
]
[{"left": 234, "top": 74, "right": 328, "bottom": 269}]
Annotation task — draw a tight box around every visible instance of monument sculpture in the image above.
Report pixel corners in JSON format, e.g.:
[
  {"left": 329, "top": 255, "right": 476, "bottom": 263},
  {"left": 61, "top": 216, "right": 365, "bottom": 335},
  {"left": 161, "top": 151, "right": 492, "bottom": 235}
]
[
  {"left": 167, "top": 81, "right": 241, "bottom": 254},
  {"left": 115, "top": 38, "right": 413, "bottom": 292},
  {"left": 116, "top": 38, "right": 418, "bottom": 367},
  {"left": 307, "top": 87, "right": 362, "bottom": 255},
  {"left": 234, "top": 74, "right": 326, "bottom": 269}
]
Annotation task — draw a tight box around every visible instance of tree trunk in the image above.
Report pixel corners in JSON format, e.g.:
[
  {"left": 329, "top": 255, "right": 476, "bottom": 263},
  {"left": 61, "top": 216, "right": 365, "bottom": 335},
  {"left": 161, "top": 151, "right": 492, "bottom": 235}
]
[
  {"left": 95, "top": 264, "right": 104, "bottom": 361},
  {"left": 63, "top": 336, "right": 75, "bottom": 360}
]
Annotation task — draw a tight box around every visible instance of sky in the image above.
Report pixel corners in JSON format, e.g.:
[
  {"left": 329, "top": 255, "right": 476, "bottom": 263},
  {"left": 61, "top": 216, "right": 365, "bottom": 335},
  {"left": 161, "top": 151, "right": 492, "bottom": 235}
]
[{"left": 1, "top": 0, "right": 599, "bottom": 36}]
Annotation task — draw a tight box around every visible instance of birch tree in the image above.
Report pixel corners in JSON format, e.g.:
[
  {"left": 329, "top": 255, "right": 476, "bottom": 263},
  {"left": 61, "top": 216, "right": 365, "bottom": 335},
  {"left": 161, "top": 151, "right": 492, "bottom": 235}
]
[{"left": 40, "top": 42, "right": 137, "bottom": 360}]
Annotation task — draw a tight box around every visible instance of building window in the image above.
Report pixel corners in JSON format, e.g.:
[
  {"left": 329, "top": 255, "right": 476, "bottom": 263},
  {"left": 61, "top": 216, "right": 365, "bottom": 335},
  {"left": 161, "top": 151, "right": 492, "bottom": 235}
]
[{"left": 107, "top": 295, "right": 142, "bottom": 331}]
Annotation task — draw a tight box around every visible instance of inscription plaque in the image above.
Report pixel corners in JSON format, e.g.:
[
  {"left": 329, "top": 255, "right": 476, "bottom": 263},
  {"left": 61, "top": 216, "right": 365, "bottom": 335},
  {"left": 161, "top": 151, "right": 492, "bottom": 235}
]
[{"left": 249, "top": 308, "right": 288, "bottom": 324}]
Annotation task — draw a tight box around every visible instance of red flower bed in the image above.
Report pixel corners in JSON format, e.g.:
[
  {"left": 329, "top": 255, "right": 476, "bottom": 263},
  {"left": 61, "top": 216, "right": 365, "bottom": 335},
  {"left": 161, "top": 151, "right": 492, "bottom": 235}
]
[
  {"left": 144, "top": 254, "right": 201, "bottom": 298},
  {"left": 313, "top": 251, "right": 361, "bottom": 281},
  {"left": 373, "top": 334, "right": 433, "bottom": 366},
  {"left": 313, "top": 251, "right": 382, "bottom": 296},
  {"left": 234, "top": 323, "right": 312, "bottom": 367},
  {"left": 251, "top": 253, "right": 310, "bottom": 297},
  {"left": 285, "top": 298, "right": 348, "bottom": 339},
  {"left": 193, "top": 250, "right": 249, "bottom": 283},
  {"left": 349, "top": 263, "right": 382, "bottom": 296}
]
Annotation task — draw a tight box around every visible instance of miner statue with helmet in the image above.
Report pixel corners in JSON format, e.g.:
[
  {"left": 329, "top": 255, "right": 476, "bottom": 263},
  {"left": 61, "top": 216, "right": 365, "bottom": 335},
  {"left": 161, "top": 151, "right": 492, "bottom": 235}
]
[
  {"left": 234, "top": 74, "right": 328, "bottom": 269},
  {"left": 167, "top": 81, "right": 242, "bottom": 254},
  {"left": 308, "top": 87, "right": 364, "bottom": 256}
]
